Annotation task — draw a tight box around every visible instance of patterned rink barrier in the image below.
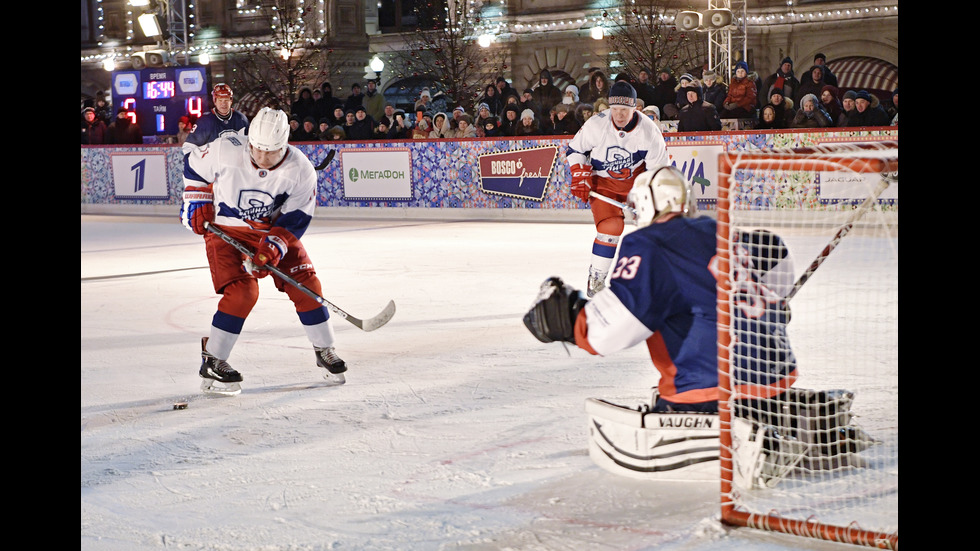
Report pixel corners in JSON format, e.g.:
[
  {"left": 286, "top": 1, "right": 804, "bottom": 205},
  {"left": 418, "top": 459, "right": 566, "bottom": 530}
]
[{"left": 81, "top": 128, "right": 897, "bottom": 218}]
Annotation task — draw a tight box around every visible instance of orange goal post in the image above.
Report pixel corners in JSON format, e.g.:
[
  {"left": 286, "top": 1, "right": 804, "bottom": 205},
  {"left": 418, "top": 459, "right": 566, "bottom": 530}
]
[{"left": 715, "top": 141, "right": 898, "bottom": 549}]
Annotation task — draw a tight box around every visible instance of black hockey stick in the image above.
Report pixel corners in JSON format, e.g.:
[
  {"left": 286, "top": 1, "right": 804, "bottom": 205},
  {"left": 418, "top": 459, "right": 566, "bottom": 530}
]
[
  {"left": 314, "top": 149, "right": 336, "bottom": 170},
  {"left": 204, "top": 222, "right": 396, "bottom": 332}
]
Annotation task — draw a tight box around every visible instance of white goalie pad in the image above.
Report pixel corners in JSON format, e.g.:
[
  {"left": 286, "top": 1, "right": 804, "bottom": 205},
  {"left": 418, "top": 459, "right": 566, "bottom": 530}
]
[{"left": 585, "top": 398, "right": 720, "bottom": 481}]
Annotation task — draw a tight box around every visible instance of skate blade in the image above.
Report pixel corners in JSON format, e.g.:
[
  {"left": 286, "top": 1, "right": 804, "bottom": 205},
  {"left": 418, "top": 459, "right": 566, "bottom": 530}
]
[
  {"left": 323, "top": 371, "right": 346, "bottom": 385},
  {"left": 201, "top": 378, "right": 242, "bottom": 396}
]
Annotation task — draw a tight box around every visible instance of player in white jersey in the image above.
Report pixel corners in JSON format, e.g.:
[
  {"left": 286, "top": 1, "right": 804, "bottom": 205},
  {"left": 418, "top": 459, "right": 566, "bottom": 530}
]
[
  {"left": 180, "top": 107, "right": 346, "bottom": 394},
  {"left": 566, "top": 81, "right": 670, "bottom": 296}
]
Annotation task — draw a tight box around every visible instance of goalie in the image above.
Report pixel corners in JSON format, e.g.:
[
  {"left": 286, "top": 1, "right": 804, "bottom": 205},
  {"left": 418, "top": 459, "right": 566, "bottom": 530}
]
[{"left": 523, "top": 166, "right": 873, "bottom": 482}]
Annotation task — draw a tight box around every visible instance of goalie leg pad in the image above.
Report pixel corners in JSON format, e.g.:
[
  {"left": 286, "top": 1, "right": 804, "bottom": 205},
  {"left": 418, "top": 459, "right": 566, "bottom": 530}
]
[
  {"left": 732, "top": 388, "right": 880, "bottom": 488},
  {"left": 585, "top": 398, "right": 720, "bottom": 481},
  {"left": 523, "top": 277, "right": 587, "bottom": 343}
]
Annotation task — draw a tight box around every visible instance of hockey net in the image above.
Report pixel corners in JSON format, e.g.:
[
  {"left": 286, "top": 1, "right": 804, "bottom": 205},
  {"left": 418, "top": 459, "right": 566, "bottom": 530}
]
[{"left": 715, "top": 141, "right": 898, "bottom": 549}]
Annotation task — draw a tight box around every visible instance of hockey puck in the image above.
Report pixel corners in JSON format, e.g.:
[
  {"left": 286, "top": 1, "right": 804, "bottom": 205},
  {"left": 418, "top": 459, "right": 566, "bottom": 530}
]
[{"left": 173, "top": 402, "right": 188, "bottom": 410}]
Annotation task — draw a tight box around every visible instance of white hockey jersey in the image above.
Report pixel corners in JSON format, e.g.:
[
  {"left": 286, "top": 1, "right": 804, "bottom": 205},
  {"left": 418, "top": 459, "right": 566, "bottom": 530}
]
[
  {"left": 182, "top": 133, "right": 317, "bottom": 239},
  {"left": 566, "top": 110, "right": 670, "bottom": 184}
]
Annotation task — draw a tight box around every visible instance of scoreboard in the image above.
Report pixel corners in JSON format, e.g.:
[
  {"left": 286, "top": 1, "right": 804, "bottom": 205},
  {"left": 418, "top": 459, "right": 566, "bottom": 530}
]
[{"left": 110, "top": 66, "right": 208, "bottom": 136}]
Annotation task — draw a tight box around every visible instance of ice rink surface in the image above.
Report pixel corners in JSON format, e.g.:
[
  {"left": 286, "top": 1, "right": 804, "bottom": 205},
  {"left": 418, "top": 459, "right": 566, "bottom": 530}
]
[{"left": 81, "top": 213, "right": 881, "bottom": 551}]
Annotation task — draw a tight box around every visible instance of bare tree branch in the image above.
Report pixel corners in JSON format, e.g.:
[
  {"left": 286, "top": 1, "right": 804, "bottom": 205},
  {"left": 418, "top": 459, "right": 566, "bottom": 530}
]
[
  {"left": 602, "top": 2, "right": 708, "bottom": 77},
  {"left": 378, "top": 0, "right": 507, "bottom": 113}
]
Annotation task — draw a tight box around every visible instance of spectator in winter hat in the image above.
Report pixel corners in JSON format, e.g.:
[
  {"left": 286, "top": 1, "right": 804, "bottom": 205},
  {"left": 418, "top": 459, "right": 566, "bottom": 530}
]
[
  {"left": 515, "top": 108, "right": 540, "bottom": 137},
  {"left": 794, "top": 64, "right": 830, "bottom": 106},
  {"left": 106, "top": 106, "right": 143, "bottom": 144},
  {"left": 801, "top": 53, "right": 838, "bottom": 87},
  {"left": 701, "top": 70, "right": 728, "bottom": 112},
  {"left": 839, "top": 90, "right": 858, "bottom": 126},
  {"left": 761, "top": 87, "right": 795, "bottom": 129},
  {"left": 720, "top": 61, "right": 757, "bottom": 119},
  {"left": 414, "top": 87, "right": 433, "bottom": 112},
  {"left": 790, "top": 93, "right": 834, "bottom": 128},
  {"left": 455, "top": 113, "right": 476, "bottom": 138},
  {"left": 563, "top": 84, "right": 580, "bottom": 105},
  {"left": 844, "top": 90, "right": 891, "bottom": 127},
  {"left": 677, "top": 84, "right": 721, "bottom": 132},
  {"left": 665, "top": 73, "right": 699, "bottom": 119},
  {"left": 759, "top": 57, "right": 800, "bottom": 110},
  {"left": 81, "top": 106, "right": 108, "bottom": 144},
  {"left": 641, "top": 104, "right": 660, "bottom": 121},
  {"left": 819, "top": 85, "right": 844, "bottom": 127},
  {"left": 478, "top": 83, "right": 504, "bottom": 116}
]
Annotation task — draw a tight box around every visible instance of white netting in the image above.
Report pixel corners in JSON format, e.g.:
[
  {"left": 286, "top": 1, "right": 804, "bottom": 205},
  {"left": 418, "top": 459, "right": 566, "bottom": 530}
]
[{"left": 717, "top": 141, "right": 898, "bottom": 549}]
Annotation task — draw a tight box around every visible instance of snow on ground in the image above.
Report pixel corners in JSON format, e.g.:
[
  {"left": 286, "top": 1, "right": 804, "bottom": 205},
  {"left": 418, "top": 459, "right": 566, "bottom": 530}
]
[{"left": 81, "top": 214, "right": 872, "bottom": 551}]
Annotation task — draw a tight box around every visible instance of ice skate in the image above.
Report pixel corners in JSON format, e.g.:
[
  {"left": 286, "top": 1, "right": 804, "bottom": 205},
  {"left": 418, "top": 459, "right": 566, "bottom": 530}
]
[
  {"left": 315, "top": 346, "right": 347, "bottom": 385},
  {"left": 199, "top": 337, "right": 243, "bottom": 396},
  {"left": 587, "top": 268, "right": 608, "bottom": 297}
]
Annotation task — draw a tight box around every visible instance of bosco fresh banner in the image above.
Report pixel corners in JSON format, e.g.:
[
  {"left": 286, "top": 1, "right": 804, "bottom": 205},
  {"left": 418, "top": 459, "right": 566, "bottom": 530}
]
[{"left": 477, "top": 145, "right": 559, "bottom": 201}]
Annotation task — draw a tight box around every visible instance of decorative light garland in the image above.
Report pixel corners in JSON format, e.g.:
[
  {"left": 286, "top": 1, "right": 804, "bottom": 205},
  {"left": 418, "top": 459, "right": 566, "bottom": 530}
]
[{"left": 84, "top": 2, "right": 899, "bottom": 64}]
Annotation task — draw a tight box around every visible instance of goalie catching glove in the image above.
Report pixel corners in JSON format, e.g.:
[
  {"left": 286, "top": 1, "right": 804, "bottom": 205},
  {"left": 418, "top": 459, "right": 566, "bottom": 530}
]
[
  {"left": 523, "top": 277, "right": 588, "bottom": 344},
  {"left": 569, "top": 164, "right": 593, "bottom": 202},
  {"left": 180, "top": 184, "right": 215, "bottom": 235}
]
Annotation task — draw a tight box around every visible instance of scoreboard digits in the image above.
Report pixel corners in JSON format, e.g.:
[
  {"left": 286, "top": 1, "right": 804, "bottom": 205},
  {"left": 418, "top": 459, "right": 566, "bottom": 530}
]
[{"left": 111, "top": 66, "right": 208, "bottom": 136}]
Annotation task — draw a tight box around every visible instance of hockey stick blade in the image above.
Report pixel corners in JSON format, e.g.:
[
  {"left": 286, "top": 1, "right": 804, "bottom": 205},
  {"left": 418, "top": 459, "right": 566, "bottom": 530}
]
[
  {"left": 315, "top": 149, "right": 336, "bottom": 170},
  {"left": 204, "top": 222, "right": 396, "bottom": 331}
]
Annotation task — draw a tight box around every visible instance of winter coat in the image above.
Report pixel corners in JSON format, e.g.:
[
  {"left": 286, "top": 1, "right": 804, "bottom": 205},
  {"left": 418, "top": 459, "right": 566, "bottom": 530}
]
[
  {"left": 844, "top": 95, "right": 892, "bottom": 127},
  {"left": 677, "top": 87, "right": 722, "bottom": 133},
  {"left": 759, "top": 64, "right": 801, "bottom": 111},
  {"left": 106, "top": 116, "right": 143, "bottom": 144},
  {"left": 428, "top": 113, "right": 453, "bottom": 139},
  {"left": 551, "top": 111, "right": 580, "bottom": 136},
  {"left": 363, "top": 89, "right": 387, "bottom": 122},
  {"left": 514, "top": 120, "right": 540, "bottom": 137},
  {"left": 673, "top": 74, "right": 700, "bottom": 113},
  {"left": 499, "top": 105, "right": 521, "bottom": 136},
  {"left": 478, "top": 85, "right": 506, "bottom": 117},
  {"left": 651, "top": 72, "right": 679, "bottom": 112},
  {"left": 794, "top": 66, "right": 829, "bottom": 106},
  {"left": 760, "top": 96, "right": 795, "bottom": 130},
  {"left": 579, "top": 70, "right": 611, "bottom": 106},
  {"left": 723, "top": 74, "right": 758, "bottom": 113},
  {"left": 702, "top": 80, "right": 728, "bottom": 111},
  {"left": 790, "top": 94, "right": 834, "bottom": 128},
  {"left": 346, "top": 115, "right": 375, "bottom": 140},
  {"left": 531, "top": 70, "right": 563, "bottom": 120},
  {"left": 819, "top": 85, "right": 844, "bottom": 127},
  {"left": 81, "top": 117, "right": 108, "bottom": 145},
  {"left": 291, "top": 88, "right": 316, "bottom": 121}
]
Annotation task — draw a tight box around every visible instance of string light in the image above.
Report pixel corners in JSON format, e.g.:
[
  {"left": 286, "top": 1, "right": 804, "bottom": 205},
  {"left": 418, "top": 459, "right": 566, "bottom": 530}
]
[{"left": 83, "top": 3, "right": 900, "bottom": 65}]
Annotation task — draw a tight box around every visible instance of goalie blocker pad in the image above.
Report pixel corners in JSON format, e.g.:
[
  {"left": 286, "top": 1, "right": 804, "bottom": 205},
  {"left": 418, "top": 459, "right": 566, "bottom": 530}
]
[{"left": 585, "top": 398, "right": 720, "bottom": 481}]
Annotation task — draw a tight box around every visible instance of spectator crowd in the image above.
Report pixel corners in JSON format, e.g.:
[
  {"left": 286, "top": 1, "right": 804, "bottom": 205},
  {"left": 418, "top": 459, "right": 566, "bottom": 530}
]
[{"left": 82, "top": 52, "right": 897, "bottom": 145}]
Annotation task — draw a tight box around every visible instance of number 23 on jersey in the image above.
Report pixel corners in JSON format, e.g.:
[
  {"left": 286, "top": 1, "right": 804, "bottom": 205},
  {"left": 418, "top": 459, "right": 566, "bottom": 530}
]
[{"left": 611, "top": 256, "right": 642, "bottom": 280}]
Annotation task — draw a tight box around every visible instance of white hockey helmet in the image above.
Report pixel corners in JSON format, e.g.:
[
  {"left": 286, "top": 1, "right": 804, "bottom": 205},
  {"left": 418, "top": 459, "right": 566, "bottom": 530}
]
[
  {"left": 627, "top": 166, "right": 695, "bottom": 227},
  {"left": 248, "top": 107, "right": 290, "bottom": 152}
]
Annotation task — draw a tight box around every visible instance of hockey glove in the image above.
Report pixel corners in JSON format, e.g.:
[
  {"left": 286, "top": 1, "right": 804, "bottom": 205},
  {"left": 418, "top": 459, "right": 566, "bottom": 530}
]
[
  {"left": 180, "top": 184, "right": 215, "bottom": 235},
  {"left": 251, "top": 227, "right": 291, "bottom": 270},
  {"left": 569, "top": 164, "right": 593, "bottom": 202},
  {"left": 523, "top": 276, "right": 588, "bottom": 344}
]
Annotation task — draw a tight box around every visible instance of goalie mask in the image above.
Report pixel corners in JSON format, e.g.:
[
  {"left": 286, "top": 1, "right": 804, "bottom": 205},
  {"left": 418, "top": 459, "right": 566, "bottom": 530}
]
[
  {"left": 248, "top": 107, "right": 290, "bottom": 154},
  {"left": 627, "top": 166, "right": 695, "bottom": 227}
]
